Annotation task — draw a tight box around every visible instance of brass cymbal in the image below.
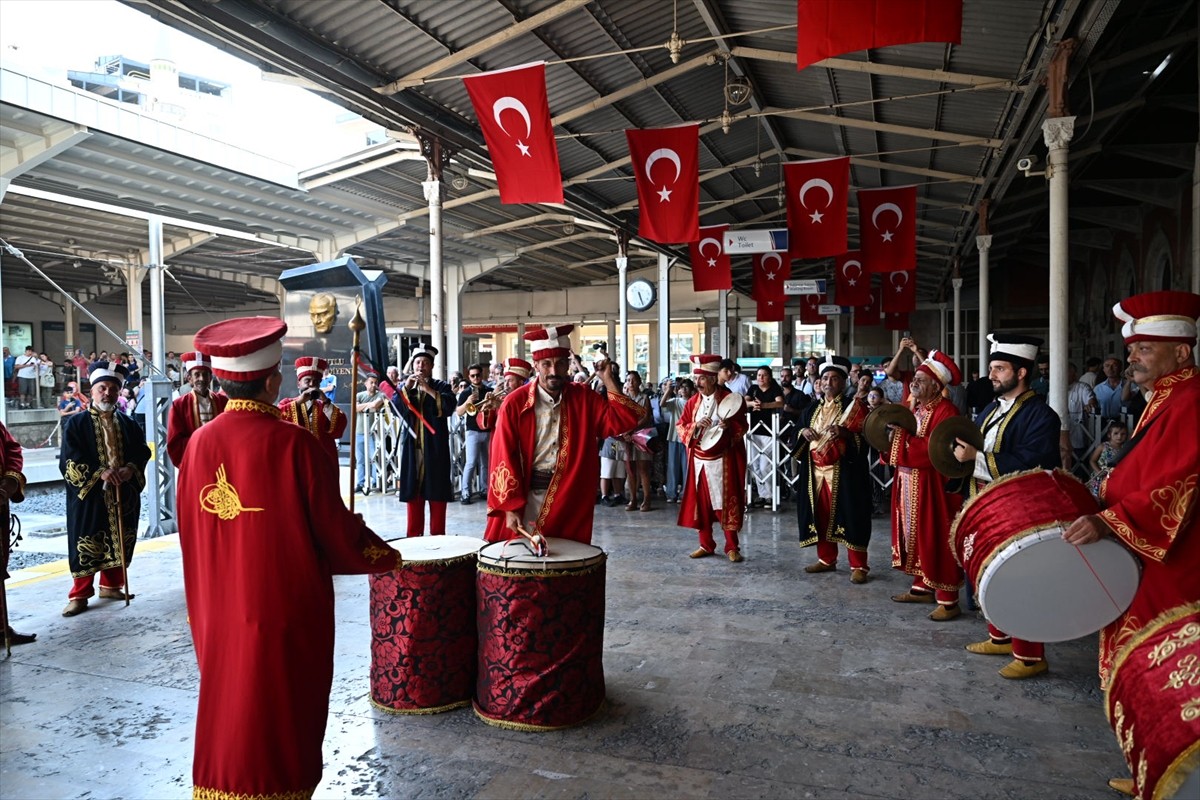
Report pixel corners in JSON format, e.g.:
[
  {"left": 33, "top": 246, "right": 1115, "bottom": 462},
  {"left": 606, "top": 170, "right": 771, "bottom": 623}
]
[
  {"left": 863, "top": 404, "right": 916, "bottom": 453},
  {"left": 928, "top": 416, "right": 985, "bottom": 479}
]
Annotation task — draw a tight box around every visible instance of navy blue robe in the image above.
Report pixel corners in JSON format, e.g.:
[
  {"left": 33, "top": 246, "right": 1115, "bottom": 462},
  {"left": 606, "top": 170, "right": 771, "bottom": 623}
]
[
  {"left": 970, "top": 390, "right": 1061, "bottom": 494},
  {"left": 392, "top": 380, "right": 456, "bottom": 503}
]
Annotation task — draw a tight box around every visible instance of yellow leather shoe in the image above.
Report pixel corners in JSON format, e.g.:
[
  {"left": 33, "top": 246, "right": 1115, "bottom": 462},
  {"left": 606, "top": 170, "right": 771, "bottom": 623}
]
[
  {"left": 1106, "top": 778, "right": 1135, "bottom": 797},
  {"left": 804, "top": 561, "right": 836, "bottom": 573},
  {"left": 850, "top": 568, "right": 868, "bottom": 584},
  {"left": 965, "top": 639, "right": 1013, "bottom": 655},
  {"left": 99, "top": 587, "right": 134, "bottom": 600},
  {"left": 728, "top": 550, "right": 744, "bottom": 563},
  {"left": 998, "top": 659, "right": 1048, "bottom": 679},
  {"left": 689, "top": 548, "right": 713, "bottom": 559},
  {"left": 891, "top": 591, "right": 935, "bottom": 603},
  {"left": 929, "top": 604, "right": 961, "bottom": 621},
  {"left": 61, "top": 599, "right": 88, "bottom": 617}
]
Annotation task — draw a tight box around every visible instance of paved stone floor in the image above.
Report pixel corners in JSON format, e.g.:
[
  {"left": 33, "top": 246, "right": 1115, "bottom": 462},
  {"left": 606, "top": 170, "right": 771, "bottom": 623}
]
[{"left": 1, "top": 485, "right": 1126, "bottom": 799}]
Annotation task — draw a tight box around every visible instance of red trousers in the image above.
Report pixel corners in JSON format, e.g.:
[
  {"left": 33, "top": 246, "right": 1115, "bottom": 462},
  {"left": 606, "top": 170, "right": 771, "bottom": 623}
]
[
  {"left": 911, "top": 577, "right": 960, "bottom": 606},
  {"left": 406, "top": 500, "right": 447, "bottom": 537},
  {"left": 987, "top": 622, "right": 1045, "bottom": 662},
  {"left": 698, "top": 527, "right": 740, "bottom": 555},
  {"left": 69, "top": 567, "right": 125, "bottom": 600},
  {"left": 813, "top": 476, "right": 868, "bottom": 570}
]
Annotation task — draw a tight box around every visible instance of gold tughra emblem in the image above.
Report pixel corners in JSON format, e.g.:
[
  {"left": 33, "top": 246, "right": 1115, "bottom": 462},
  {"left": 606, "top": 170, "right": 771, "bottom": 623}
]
[
  {"left": 64, "top": 460, "right": 90, "bottom": 488},
  {"left": 200, "top": 465, "right": 263, "bottom": 520}
]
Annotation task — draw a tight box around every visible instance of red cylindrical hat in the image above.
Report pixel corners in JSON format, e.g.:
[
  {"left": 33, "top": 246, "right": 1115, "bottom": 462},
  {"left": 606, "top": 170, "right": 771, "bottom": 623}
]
[
  {"left": 504, "top": 357, "right": 532, "bottom": 379},
  {"left": 917, "top": 349, "right": 961, "bottom": 387},
  {"left": 1113, "top": 290, "right": 1200, "bottom": 343},
  {"left": 193, "top": 317, "right": 288, "bottom": 382},
  {"left": 524, "top": 324, "right": 574, "bottom": 361},
  {"left": 295, "top": 356, "right": 329, "bottom": 382},
  {"left": 690, "top": 354, "right": 722, "bottom": 375},
  {"left": 180, "top": 351, "right": 211, "bottom": 375}
]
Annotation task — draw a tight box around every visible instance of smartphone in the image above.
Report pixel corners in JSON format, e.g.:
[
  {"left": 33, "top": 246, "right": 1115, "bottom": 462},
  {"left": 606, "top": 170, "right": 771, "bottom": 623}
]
[{"left": 902, "top": 330, "right": 911, "bottom": 339}]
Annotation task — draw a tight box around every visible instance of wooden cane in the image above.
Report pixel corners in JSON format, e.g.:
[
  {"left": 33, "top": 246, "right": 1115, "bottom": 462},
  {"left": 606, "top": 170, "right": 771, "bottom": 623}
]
[
  {"left": 112, "top": 482, "right": 130, "bottom": 607},
  {"left": 1, "top": 499, "right": 10, "bottom": 655},
  {"left": 348, "top": 301, "right": 366, "bottom": 514}
]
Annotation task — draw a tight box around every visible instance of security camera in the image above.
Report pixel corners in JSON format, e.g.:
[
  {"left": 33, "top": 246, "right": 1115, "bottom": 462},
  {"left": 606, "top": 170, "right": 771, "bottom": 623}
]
[{"left": 1017, "top": 155, "right": 1038, "bottom": 172}]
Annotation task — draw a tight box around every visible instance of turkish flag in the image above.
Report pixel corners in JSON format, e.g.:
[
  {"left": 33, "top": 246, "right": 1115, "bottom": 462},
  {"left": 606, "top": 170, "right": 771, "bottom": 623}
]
[
  {"left": 751, "top": 252, "right": 790, "bottom": 301},
  {"left": 687, "top": 225, "right": 732, "bottom": 291},
  {"left": 858, "top": 185, "right": 917, "bottom": 272},
  {"left": 784, "top": 157, "right": 849, "bottom": 259},
  {"left": 626, "top": 124, "right": 700, "bottom": 243},
  {"left": 796, "top": 0, "right": 964, "bottom": 71},
  {"left": 835, "top": 251, "right": 871, "bottom": 307},
  {"left": 855, "top": 287, "right": 882, "bottom": 327},
  {"left": 881, "top": 270, "right": 916, "bottom": 313},
  {"left": 799, "top": 292, "right": 828, "bottom": 325},
  {"left": 885, "top": 311, "right": 911, "bottom": 331},
  {"left": 462, "top": 62, "right": 563, "bottom": 204},
  {"left": 756, "top": 296, "right": 787, "bottom": 323}
]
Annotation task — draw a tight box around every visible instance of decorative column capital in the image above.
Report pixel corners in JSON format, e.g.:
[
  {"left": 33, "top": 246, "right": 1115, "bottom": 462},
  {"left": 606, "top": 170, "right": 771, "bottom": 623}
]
[
  {"left": 422, "top": 179, "right": 445, "bottom": 205},
  {"left": 976, "top": 235, "right": 993, "bottom": 252},
  {"left": 1042, "top": 116, "right": 1076, "bottom": 150},
  {"left": 951, "top": 278, "right": 963, "bottom": 290}
]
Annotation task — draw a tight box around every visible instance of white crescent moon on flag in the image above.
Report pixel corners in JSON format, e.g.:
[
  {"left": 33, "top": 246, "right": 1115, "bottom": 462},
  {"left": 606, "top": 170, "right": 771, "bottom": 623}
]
[
  {"left": 871, "top": 202, "right": 903, "bottom": 230},
  {"left": 759, "top": 252, "right": 783, "bottom": 271},
  {"left": 842, "top": 259, "right": 862, "bottom": 279},
  {"left": 798, "top": 178, "right": 834, "bottom": 209},
  {"left": 698, "top": 237, "right": 722, "bottom": 257},
  {"left": 890, "top": 271, "right": 910, "bottom": 287},
  {"left": 645, "top": 148, "right": 682, "bottom": 185},
  {"left": 492, "top": 97, "right": 532, "bottom": 138}
]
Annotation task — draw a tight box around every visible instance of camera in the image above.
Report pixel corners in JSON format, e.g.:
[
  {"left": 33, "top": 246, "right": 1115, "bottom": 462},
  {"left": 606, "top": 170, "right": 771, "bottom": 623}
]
[{"left": 1017, "top": 155, "right": 1037, "bottom": 172}]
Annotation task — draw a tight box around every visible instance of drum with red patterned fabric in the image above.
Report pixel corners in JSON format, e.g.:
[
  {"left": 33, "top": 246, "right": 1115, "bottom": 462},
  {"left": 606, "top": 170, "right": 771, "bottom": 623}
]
[
  {"left": 1105, "top": 611, "right": 1200, "bottom": 800},
  {"left": 474, "top": 538, "right": 606, "bottom": 730},
  {"left": 950, "top": 469, "right": 1140, "bottom": 643},
  {"left": 369, "top": 535, "right": 484, "bottom": 714}
]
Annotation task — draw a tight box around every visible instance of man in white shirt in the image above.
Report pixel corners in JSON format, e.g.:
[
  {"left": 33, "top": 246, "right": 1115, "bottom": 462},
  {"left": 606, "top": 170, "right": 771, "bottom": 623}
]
[
  {"left": 718, "top": 359, "right": 751, "bottom": 395},
  {"left": 14, "top": 347, "right": 38, "bottom": 408}
]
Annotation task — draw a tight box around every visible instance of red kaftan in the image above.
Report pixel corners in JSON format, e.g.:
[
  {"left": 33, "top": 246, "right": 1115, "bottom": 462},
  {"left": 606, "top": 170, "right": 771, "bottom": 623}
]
[
  {"left": 1096, "top": 366, "right": 1200, "bottom": 688},
  {"left": 676, "top": 387, "right": 748, "bottom": 533},
  {"left": 177, "top": 399, "right": 398, "bottom": 799},
  {"left": 278, "top": 396, "right": 346, "bottom": 475},
  {"left": 166, "top": 391, "right": 228, "bottom": 467},
  {"left": 885, "top": 397, "right": 964, "bottom": 592},
  {"left": 484, "top": 381, "right": 642, "bottom": 544}
]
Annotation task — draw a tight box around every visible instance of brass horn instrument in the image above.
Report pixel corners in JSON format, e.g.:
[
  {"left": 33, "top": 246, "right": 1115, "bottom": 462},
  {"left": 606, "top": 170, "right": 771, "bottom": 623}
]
[{"left": 466, "top": 387, "right": 507, "bottom": 415}]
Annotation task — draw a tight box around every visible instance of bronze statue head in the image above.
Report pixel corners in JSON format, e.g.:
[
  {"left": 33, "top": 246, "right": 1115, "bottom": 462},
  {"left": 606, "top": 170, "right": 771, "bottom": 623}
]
[{"left": 308, "top": 293, "right": 338, "bottom": 334}]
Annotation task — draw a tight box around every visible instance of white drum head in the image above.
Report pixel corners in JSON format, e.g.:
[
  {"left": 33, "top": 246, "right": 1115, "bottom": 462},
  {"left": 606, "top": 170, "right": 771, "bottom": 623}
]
[
  {"left": 697, "top": 393, "right": 744, "bottom": 451},
  {"left": 977, "top": 529, "right": 1140, "bottom": 643},
  {"left": 478, "top": 537, "right": 605, "bottom": 571},
  {"left": 394, "top": 535, "right": 485, "bottom": 563}
]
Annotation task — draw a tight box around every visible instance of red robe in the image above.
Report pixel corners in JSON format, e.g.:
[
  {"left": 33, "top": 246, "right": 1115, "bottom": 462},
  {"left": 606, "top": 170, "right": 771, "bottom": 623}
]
[
  {"left": 485, "top": 381, "right": 642, "bottom": 544},
  {"left": 166, "top": 391, "right": 228, "bottom": 467},
  {"left": 1096, "top": 366, "right": 1200, "bottom": 688},
  {"left": 676, "top": 387, "right": 749, "bottom": 532},
  {"left": 278, "top": 396, "right": 346, "bottom": 475},
  {"left": 177, "top": 398, "right": 399, "bottom": 799},
  {"left": 1, "top": 422, "right": 26, "bottom": 581},
  {"left": 885, "top": 397, "right": 964, "bottom": 591}
]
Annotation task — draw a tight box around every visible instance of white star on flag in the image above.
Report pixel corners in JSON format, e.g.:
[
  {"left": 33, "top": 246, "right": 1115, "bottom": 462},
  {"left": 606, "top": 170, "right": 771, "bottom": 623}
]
[
  {"left": 882, "top": 230, "right": 894, "bottom": 242},
  {"left": 657, "top": 186, "right": 672, "bottom": 202},
  {"left": 848, "top": 278, "right": 857, "bottom": 286},
  {"left": 765, "top": 271, "right": 777, "bottom": 281},
  {"left": 516, "top": 140, "right": 531, "bottom": 157},
  {"left": 809, "top": 210, "right": 824, "bottom": 224},
  {"left": 707, "top": 258, "right": 717, "bottom": 267},
  {"left": 895, "top": 285, "right": 904, "bottom": 293}
]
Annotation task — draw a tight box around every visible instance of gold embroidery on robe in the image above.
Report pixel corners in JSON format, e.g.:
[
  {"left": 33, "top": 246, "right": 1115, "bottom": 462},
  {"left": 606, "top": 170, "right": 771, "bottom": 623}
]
[
  {"left": 363, "top": 544, "right": 391, "bottom": 564},
  {"left": 1148, "top": 622, "right": 1200, "bottom": 667},
  {"left": 1150, "top": 475, "right": 1197, "bottom": 545},
  {"left": 490, "top": 462, "right": 518, "bottom": 505},
  {"left": 200, "top": 465, "right": 264, "bottom": 520}
]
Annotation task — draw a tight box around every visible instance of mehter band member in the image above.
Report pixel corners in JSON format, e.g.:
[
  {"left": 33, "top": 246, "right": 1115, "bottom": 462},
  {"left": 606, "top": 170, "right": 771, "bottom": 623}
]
[
  {"left": 393, "top": 344, "right": 455, "bottom": 537},
  {"left": 279, "top": 356, "right": 345, "bottom": 477},
  {"left": 166, "top": 351, "right": 227, "bottom": 467}
]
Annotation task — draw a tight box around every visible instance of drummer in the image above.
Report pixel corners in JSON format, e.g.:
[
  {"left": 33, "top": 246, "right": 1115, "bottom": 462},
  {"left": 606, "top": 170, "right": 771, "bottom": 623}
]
[
  {"left": 676, "top": 354, "right": 749, "bottom": 562},
  {"left": 484, "top": 324, "right": 643, "bottom": 544},
  {"left": 884, "top": 350, "right": 966, "bottom": 620},
  {"left": 952, "top": 333, "right": 1060, "bottom": 679},
  {"left": 1061, "top": 290, "right": 1200, "bottom": 797}
]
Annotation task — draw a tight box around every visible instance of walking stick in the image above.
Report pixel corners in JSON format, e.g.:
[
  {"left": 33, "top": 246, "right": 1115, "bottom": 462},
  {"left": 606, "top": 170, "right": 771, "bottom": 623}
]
[
  {"left": 112, "top": 483, "right": 130, "bottom": 607},
  {"left": 348, "top": 301, "right": 366, "bottom": 514},
  {"left": 1, "top": 499, "right": 10, "bottom": 657}
]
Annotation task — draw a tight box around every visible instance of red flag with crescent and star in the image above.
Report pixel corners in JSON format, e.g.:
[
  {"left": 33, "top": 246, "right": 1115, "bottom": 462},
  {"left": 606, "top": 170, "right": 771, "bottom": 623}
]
[
  {"left": 784, "top": 157, "right": 849, "bottom": 259},
  {"left": 834, "top": 251, "right": 871, "bottom": 307},
  {"left": 884, "top": 311, "right": 911, "bottom": 331},
  {"left": 858, "top": 185, "right": 917, "bottom": 272},
  {"left": 799, "top": 292, "right": 828, "bottom": 324},
  {"left": 626, "top": 124, "right": 700, "bottom": 243},
  {"left": 687, "top": 225, "right": 732, "bottom": 291},
  {"left": 751, "top": 251, "right": 790, "bottom": 302},
  {"left": 796, "top": 0, "right": 964, "bottom": 71},
  {"left": 881, "top": 270, "right": 916, "bottom": 313},
  {"left": 756, "top": 296, "right": 786, "bottom": 322},
  {"left": 462, "top": 62, "right": 563, "bottom": 205},
  {"left": 855, "top": 287, "right": 882, "bottom": 326}
]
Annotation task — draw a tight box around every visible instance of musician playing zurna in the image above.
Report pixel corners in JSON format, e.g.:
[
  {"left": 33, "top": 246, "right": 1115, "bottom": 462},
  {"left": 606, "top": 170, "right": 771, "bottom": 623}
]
[
  {"left": 794, "top": 355, "right": 872, "bottom": 583},
  {"left": 677, "top": 354, "right": 748, "bottom": 562},
  {"left": 1062, "top": 290, "right": 1200, "bottom": 800},
  {"left": 484, "top": 325, "right": 642, "bottom": 545},
  {"left": 392, "top": 344, "right": 455, "bottom": 537},
  {"left": 885, "top": 350, "right": 966, "bottom": 620},
  {"left": 952, "top": 333, "right": 1060, "bottom": 679},
  {"left": 278, "top": 355, "right": 345, "bottom": 477}
]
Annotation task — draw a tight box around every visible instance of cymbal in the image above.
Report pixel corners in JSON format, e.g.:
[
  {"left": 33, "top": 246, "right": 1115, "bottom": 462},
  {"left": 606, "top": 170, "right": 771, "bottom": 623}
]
[
  {"left": 863, "top": 404, "right": 916, "bottom": 453},
  {"left": 928, "top": 416, "right": 985, "bottom": 479}
]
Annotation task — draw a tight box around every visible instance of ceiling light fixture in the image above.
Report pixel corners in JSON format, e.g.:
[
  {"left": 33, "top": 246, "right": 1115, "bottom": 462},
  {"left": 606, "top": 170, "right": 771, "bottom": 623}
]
[
  {"left": 665, "top": 0, "right": 684, "bottom": 64},
  {"left": 450, "top": 174, "right": 469, "bottom": 191},
  {"left": 562, "top": 222, "right": 575, "bottom": 235}
]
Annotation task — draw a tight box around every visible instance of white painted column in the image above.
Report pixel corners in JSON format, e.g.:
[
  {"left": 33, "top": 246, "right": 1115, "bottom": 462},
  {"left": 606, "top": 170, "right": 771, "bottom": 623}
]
[
  {"left": 1044, "top": 116, "right": 1075, "bottom": 433},
  {"left": 657, "top": 252, "right": 670, "bottom": 382},
  {"left": 977, "top": 235, "right": 992, "bottom": 373},
  {"left": 952, "top": 277, "right": 963, "bottom": 367},
  {"left": 617, "top": 256, "right": 629, "bottom": 370},
  {"left": 718, "top": 291, "right": 729, "bottom": 356},
  {"left": 445, "top": 266, "right": 461, "bottom": 378},
  {"left": 938, "top": 303, "right": 947, "bottom": 351},
  {"left": 423, "top": 178, "right": 446, "bottom": 380},
  {"left": 124, "top": 264, "right": 145, "bottom": 352},
  {"left": 606, "top": 319, "right": 617, "bottom": 363},
  {"left": 516, "top": 320, "right": 525, "bottom": 361},
  {"left": 848, "top": 309, "right": 855, "bottom": 357},
  {"left": 1192, "top": 143, "right": 1199, "bottom": 293},
  {"left": 831, "top": 315, "right": 841, "bottom": 356},
  {"left": 63, "top": 294, "right": 77, "bottom": 357},
  {"left": 148, "top": 217, "right": 166, "bottom": 373}
]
